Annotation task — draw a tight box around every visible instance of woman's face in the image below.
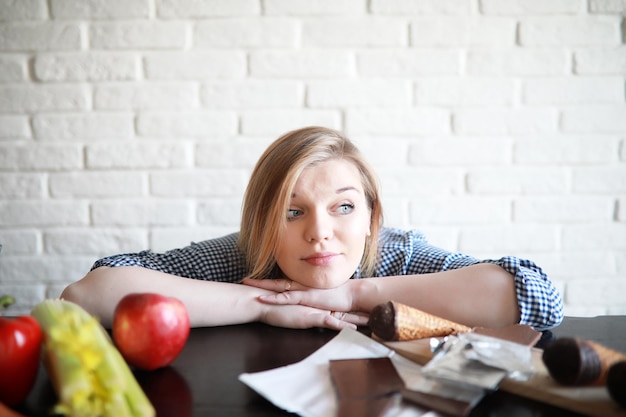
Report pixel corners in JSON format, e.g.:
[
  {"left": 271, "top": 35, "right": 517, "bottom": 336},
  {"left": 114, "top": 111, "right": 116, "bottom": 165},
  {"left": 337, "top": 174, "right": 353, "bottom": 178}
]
[{"left": 275, "top": 158, "right": 372, "bottom": 289}]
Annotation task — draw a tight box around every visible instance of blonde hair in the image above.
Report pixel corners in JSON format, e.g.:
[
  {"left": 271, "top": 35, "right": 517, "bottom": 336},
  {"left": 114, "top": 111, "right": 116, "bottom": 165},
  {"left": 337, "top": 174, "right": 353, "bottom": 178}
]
[{"left": 238, "top": 126, "right": 383, "bottom": 280}]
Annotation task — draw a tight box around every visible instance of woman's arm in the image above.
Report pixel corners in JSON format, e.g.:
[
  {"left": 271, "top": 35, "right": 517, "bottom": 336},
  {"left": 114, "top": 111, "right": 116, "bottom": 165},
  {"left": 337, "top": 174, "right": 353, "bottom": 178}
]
[
  {"left": 245, "top": 263, "right": 520, "bottom": 329},
  {"left": 61, "top": 266, "right": 365, "bottom": 330}
]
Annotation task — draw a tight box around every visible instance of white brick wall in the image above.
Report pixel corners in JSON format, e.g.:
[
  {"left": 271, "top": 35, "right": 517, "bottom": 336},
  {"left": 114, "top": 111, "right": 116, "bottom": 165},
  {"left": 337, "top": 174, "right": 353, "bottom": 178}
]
[{"left": 0, "top": 0, "right": 624, "bottom": 318}]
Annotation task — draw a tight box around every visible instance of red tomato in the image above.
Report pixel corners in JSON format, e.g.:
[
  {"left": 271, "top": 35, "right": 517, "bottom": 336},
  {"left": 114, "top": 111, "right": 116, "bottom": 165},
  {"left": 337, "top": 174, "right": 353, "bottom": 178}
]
[
  {"left": 112, "top": 293, "right": 190, "bottom": 371},
  {"left": 0, "top": 299, "right": 42, "bottom": 406}
]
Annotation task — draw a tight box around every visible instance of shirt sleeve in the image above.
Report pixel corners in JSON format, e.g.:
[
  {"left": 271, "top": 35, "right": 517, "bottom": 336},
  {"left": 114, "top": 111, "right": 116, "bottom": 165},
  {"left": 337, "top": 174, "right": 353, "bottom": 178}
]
[
  {"left": 375, "top": 228, "right": 564, "bottom": 331},
  {"left": 90, "top": 233, "right": 248, "bottom": 283}
]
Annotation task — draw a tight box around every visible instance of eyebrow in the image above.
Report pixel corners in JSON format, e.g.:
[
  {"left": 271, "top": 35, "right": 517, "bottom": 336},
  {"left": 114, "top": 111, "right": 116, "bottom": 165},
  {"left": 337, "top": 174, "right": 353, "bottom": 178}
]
[{"left": 291, "top": 186, "right": 361, "bottom": 198}]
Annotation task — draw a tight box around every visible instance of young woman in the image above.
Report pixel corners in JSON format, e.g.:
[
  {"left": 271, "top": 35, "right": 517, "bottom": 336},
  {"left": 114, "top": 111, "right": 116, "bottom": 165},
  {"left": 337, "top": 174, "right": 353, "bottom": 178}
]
[{"left": 61, "top": 127, "right": 563, "bottom": 331}]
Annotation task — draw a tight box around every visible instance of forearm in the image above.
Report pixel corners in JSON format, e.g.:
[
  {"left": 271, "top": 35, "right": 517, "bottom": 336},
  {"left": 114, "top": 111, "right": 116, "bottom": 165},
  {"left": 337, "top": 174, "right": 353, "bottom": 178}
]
[
  {"left": 354, "top": 263, "right": 520, "bottom": 329},
  {"left": 61, "top": 266, "right": 271, "bottom": 328}
]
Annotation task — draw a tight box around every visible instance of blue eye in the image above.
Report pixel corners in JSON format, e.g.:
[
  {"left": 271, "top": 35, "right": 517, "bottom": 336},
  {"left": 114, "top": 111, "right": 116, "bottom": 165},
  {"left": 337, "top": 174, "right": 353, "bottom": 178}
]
[
  {"left": 338, "top": 203, "right": 355, "bottom": 214},
  {"left": 287, "top": 208, "right": 302, "bottom": 220}
]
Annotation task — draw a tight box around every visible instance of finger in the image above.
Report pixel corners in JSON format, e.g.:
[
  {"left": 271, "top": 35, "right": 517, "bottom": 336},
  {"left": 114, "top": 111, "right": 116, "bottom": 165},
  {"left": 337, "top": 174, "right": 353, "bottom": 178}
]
[
  {"left": 242, "top": 278, "right": 299, "bottom": 293},
  {"left": 322, "top": 313, "right": 357, "bottom": 331},
  {"left": 328, "top": 311, "right": 369, "bottom": 327},
  {"left": 258, "top": 291, "right": 303, "bottom": 305}
]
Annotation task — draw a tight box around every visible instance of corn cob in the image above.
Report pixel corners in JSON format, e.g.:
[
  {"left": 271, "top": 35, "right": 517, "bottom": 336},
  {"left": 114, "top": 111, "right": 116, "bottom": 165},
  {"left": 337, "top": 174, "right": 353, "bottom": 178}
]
[
  {"left": 31, "top": 299, "right": 155, "bottom": 417},
  {"left": 368, "top": 301, "right": 471, "bottom": 341}
]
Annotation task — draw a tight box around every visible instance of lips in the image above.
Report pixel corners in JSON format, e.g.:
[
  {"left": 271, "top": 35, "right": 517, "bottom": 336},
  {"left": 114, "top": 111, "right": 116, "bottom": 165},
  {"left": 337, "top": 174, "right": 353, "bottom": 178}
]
[{"left": 302, "top": 252, "right": 340, "bottom": 266}]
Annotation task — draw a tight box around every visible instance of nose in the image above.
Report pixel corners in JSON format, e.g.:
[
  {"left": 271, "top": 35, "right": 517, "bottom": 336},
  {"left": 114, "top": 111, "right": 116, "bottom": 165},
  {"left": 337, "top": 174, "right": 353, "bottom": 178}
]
[{"left": 304, "top": 210, "right": 333, "bottom": 242}]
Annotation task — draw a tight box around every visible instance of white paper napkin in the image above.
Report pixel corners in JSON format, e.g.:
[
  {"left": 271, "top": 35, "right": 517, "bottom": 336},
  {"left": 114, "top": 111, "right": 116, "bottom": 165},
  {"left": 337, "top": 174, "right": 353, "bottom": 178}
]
[{"left": 239, "top": 328, "right": 442, "bottom": 417}]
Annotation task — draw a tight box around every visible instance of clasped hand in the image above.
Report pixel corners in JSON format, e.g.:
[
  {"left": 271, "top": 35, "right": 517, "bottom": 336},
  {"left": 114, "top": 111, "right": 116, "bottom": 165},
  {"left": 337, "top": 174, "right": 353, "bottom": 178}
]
[{"left": 242, "top": 278, "right": 368, "bottom": 331}]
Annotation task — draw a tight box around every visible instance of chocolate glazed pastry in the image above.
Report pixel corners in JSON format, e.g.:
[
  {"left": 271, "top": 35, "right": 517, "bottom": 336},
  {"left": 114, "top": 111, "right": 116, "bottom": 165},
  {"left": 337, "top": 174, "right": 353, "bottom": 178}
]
[
  {"left": 542, "top": 338, "right": 626, "bottom": 386},
  {"left": 607, "top": 361, "right": 626, "bottom": 408}
]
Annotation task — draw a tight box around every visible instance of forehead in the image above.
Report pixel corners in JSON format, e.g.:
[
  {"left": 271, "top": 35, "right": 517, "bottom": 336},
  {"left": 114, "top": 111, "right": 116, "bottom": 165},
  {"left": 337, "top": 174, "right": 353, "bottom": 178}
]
[{"left": 293, "top": 159, "right": 364, "bottom": 193}]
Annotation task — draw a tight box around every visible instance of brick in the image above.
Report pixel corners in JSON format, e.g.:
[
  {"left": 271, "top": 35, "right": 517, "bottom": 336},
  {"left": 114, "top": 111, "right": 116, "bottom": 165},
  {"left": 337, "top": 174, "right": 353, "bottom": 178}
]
[
  {"left": 144, "top": 51, "right": 246, "bottom": 80},
  {"left": 195, "top": 18, "right": 298, "bottom": 48},
  {"left": 410, "top": 17, "right": 516, "bottom": 46},
  {"left": 467, "top": 167, "right": 569, "bottom": 194},
  {"left": 0, "top": 0, "right": 47, "bottom": 20},
  {"left": 0, "top": 84, "right": 89, "bottom": 113},
  {"left": 562, "top": 223, "right": 626, "bottom": 250},
  {"left": 33, "top": 113, "right": 134, "bottom": 141},
  {"left": 156, "top": 0, "right": 260, "bottom": 17},
  {"left": 197, "top": 198, "right": 242, "bottom": 226},
  {"left": 353, "top": 137, "right": 411, "bottom": 167},
  {"left": 454, "top": 108, "right": 557, "bottom": 135},
  {"left": 136, "top": 111, "right": 237, "bottom": 137},
  {"left": 0, "top": 201, "right": 89, "bottom": 226},
  {"left": 49, "top": 171, "right": 145, "bottom": 198},
  {"left": 358, "top": 50, "right": 460, "bottom": 76},
  {"left": 370, "top": 0, "right": 470, "bottom": 14},
  {"left": 409, "top": 196, "right": 511, "bottom": 224},
  {"left": 90, "top": 21, "right": 188, "bottom": 49},
  {"left": 573, "top": 166, "right": 626, "bottom": 193},
  {"left": 201, "top": 80, "right": 302, "bottom": 109},
  {"left": 195, "top": 141, "right": 269, "bottom": 168},
  {"left": 0, "top": 173, "right": 44, "bottom": 198},
  {"left": 240, "top": 109, "right": 341, "bottom": 135},
  {"left": 44, "top": 229, "right": 148, "bottom": 255},
  {"left": 568, "top": 278, "right": 626, "bottom": 305},
  {"left": 0, "top": 55, "right": 27, "bottom": 82},
  {"left": 34, "top": 52, "right": 139, "bottom": 81},
  {"left": 86, "top": 142, "right": 192, "bottom": 169},
  {"left": 479, "top": 0, "right": 584, "bottom": 14},
  {"left": 561, "top": 107, "right": 626, "bottom": 133},
  {"left": 589, "top": 0, "right": 626, "bottom": 14},
  {"left": 0, "top": 230, "right": 39, "bottom": 255},
  {"left": 346, "top": 108, "right": 451, "bottom": 135},
  {"left": 50, "top": 0, "right": 149, "bottom": 18},
  {"left": 466, "top": 48, "right": 568, "bottom": 75},
  {"left": 150, "top": 170, "right": 248, "bottom": 197},
  {"left": 416, "top": 78, "right": 515, "bottom": 106},
  {"left": 536, "top": 251, "right": 613, "bottom": 278},
  {"left": 302, "top": 17, "right": 407, "bottom": 47},
  {"left": 250, "top": 50, "right": 354, "bottom": 78},
  {"left": 266, "top": 0, "right": 366, "bottom": 14},
  {"left": 0, "top": 143, "right": 83, "bottom": 170},
  {"left": 91, "top": 200, "right": 192, "bottom": 226},
  {"left": 574, "top": 47, "right": 626, "bottom": 74},
  {"left": 408, "top": 137, "right": 512, "bottom": 166},
  {"left": 0, "top": 115, "right": 30, "bottom": 139},
  {"left": 523, "top": 77, "right": 624, "bottom": 104},
  {"left": 94, "top": 82, "right": 198, "bottom": 110},
  {"left": 377, "top": 168, "right": 463, "bottom": 196},
  {"left": 459, "top": 224, "right": 559, "bottom": 252},
  {"left": 513, "top": 196, "right": 614, "bottom": 222},
  {"left": 0, "top": 283, "right": 45, "bottom": 316},
  {"left": 378, "top": 196, "right": 410, "bottom": 227},
  {"left": 515, "top": 136, "right": 620, "bottom": 164},
  {"left": 149, "top": 227, "right": 238, "bottom": 252},
  {"left": 519, "top": 17, "right": 622, "bottom": 46},
  {"left": 308, "top": 80, "right": 411, "bottom": 107},
  {"left": 565, "top": 305, "right": 608, "bottom": 316},
  {"left": 0, "top": 256, "right": 93, "bottom": 283},
  {"left": 0, "top": 22, "right": 81, "bottom": 51}
]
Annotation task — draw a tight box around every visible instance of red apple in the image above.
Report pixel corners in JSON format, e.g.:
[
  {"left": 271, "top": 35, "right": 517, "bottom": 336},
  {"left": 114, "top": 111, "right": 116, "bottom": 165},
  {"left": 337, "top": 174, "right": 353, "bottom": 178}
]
[{"left": 113, "top": 293, "right": 190, "bottom": 370}]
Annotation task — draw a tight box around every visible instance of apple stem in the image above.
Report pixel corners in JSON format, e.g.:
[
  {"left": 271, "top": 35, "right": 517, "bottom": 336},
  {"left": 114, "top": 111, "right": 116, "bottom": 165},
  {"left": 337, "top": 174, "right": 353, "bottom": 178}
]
[{"left": 0, "top": 295, "right": 15, "bottom": 309}]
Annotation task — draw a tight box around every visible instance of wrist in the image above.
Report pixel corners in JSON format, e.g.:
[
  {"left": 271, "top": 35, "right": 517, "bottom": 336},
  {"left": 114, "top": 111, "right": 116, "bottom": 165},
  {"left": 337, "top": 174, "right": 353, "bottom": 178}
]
[{"left": 352, "top": 278, "right": 378, "bottom": 313}]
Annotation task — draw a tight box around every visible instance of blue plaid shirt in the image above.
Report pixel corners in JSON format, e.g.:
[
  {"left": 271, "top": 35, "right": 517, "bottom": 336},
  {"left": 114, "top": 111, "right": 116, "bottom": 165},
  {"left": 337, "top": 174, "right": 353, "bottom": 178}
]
[{"left": 92, "top": 227, "right": 563, "bottom": 330}]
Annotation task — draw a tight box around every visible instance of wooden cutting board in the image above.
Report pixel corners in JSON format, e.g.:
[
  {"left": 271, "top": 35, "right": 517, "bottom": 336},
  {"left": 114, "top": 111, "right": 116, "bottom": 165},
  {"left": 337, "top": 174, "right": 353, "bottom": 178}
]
[{"left": 382, "top": 338, "right": 626, "bottom": 417}]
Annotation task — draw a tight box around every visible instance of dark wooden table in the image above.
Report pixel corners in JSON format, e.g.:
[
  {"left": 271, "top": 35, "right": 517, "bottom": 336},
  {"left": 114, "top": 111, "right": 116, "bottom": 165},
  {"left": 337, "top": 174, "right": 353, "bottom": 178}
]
[{"left": 17, "top": 316, "right": 626, "bottom": 417}]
